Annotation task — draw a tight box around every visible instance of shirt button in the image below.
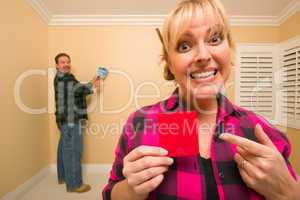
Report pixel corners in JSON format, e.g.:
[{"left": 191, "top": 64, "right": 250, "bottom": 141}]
[{"left": 219, "top": 171, "right": 225, "bottom": 179}]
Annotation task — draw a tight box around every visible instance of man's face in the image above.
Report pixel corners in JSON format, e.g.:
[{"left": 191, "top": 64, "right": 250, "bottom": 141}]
[{"left": 56, "top": 56, "right": 71, "bottom": 73}]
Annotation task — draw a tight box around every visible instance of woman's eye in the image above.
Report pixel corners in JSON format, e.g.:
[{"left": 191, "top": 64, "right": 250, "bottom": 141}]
[
  {"left": 177, "top": 42, "right": 192, "bottom": 53},
  {"left": 209, "top": 33, "right": 223, "bottom": 45}
]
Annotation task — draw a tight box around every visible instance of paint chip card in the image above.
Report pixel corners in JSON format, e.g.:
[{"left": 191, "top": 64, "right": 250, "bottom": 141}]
[{"left": 157, "top": 111, "right": 199, "bottom": 157}]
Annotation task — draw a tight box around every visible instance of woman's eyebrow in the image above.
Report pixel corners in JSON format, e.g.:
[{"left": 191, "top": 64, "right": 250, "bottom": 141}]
[
  {"left": 207, "top": 24, "right": 224, "bottom": 34},
  {"left": 179, "top": 24, "right": 224, "bottom": 41},
  {"left": 178, "top": 31, "right": 197, "bottom": 41},
  {"left": 181, "top": 32, "right": 194, "bottom": 38}
]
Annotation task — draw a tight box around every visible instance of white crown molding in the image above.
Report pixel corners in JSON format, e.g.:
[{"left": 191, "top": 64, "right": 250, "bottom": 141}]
[
  {"left": 26, "top": 0, "right": 51, "bottom": 24},
  {"left": 48, "top": 14, "right": 285, "bottom": 27},
  {"left": 277, "top": 0, "right": 300, "bottom": 25},
  {"left": 48, "top": 15, "right": 166, "bottom": 26},
  {"left": 48, "top": 15, "right": 283, "bottom": 27},
  {"left": 27, "top": 0, "right": 300, "bottom": 26}
]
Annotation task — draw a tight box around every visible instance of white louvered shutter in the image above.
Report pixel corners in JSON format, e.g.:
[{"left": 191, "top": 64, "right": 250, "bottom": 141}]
[
  {"left": 236, "top": 45, "right": 275, "bottom": 121},
  {"left": 279, "top": 37, "right": 300, "bottom": 128}
]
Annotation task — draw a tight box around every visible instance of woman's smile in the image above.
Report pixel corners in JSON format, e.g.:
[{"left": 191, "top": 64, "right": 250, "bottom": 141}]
[{"left": 189, "top": 67, "right": 218, "bottom": 83}]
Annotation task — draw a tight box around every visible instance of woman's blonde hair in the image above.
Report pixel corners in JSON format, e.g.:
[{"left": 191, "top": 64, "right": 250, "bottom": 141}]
[{"left": 159, "top": 0, "right": 235, "bottom": 80}]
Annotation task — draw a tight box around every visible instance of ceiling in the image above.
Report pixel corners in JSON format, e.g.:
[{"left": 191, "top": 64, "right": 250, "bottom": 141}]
[
  {"left": 38, "top": 0, "right": 293, "bottom": 15},
  {"left": 27, "top": 0, "right": 300, "bottom": 26}
]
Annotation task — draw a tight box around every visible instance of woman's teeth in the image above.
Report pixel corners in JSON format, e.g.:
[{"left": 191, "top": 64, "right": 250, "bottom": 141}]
[{"left": 190, "top": 70, "right": 217, "bottom": 79}]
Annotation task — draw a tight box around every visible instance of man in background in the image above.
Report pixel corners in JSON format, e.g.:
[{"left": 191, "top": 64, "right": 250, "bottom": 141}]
[{"left": 54, "top": 53, "right": 100, "bottom": 193}]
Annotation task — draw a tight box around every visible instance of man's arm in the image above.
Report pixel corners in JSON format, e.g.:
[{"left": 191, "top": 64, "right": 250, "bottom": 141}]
[
  {"left": 59, "top": 73, "right": 97, "bottom": 96},
  {"left": 74, "top": 75, "right": 100, "bottom": 96},
  {"left": 73, "top": 81, "right": 94, "bottom": 96}
]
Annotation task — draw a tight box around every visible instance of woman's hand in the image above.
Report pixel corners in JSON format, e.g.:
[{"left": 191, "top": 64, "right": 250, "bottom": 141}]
[
  {"left": 220, "top": 124, "right": 298, "bottom": 200},
  {"left": 122, "top": 146, "right": 174, "bottom": 200}
]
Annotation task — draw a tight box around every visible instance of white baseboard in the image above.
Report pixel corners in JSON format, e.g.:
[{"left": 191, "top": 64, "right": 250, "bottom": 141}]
[
  {"left": 2, "top": 164, "right": 112, "bottom": 200},
  {"left": 2, "top": 166, "right": 51, "bottom": 200}
]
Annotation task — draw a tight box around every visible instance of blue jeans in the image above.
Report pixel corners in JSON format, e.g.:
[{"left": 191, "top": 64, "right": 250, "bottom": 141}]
[{"left": 57, "top": 122, "right": 84, "bottom": 190}]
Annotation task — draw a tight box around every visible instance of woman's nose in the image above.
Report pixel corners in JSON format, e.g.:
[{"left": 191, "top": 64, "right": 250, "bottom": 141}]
[{"left": 194, "top": 42, "right": 212, "bottom": 64}]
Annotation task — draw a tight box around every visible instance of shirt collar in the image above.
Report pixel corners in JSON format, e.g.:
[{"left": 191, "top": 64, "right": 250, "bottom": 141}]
[
  {"left": 216, "top": 93, "right": 236, "bottom": 121},
  {"left": 163, "top": 87, "right": 237, "bottom": 121},
  {"left": 56, "top": 70, "right": 66, "bottom": 77},
  {"left": 56, "top": 70, "right": 73, "bottom": 77}
]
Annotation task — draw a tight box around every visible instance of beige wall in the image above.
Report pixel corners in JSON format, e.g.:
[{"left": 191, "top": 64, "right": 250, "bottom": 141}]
[
  {"left": 232, "top": 26, "right": 279, "bottom": 43},
  {"left": 0, "top": 0, "right": 49, "bottom": 198},
  {"left": 283, "top": 127, "right": 300, "bottom": 174}
]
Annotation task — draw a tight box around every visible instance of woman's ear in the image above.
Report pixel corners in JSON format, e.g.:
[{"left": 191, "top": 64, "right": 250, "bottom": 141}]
[
  {"left": 166, "top": 57, "right": 174, "bottom": 74},
  {"left": 164, "top": 60, "right": 176, "bottom": 81},
  {"left": 230, "top": 61, "right": 234, "bottom": 67}
]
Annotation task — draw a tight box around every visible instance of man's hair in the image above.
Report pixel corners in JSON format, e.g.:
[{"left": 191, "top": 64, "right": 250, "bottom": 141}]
[{"left": 55, "top": 53, "right": 71, "bottom": 64}]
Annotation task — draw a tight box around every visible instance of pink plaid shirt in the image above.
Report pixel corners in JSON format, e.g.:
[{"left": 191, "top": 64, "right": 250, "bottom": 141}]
[{"left": 102, "top": 88, "right": 297, "bottom": 200}]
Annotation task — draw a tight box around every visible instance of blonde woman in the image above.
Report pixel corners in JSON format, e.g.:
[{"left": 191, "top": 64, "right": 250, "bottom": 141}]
[{"left": 102, "top": 0, "right": 299, "bottom": 199}]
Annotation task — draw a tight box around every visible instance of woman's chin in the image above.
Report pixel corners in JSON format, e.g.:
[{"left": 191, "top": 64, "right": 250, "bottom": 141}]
[{"left": 191, "top": 88, "right": 218, "bottom": 100}]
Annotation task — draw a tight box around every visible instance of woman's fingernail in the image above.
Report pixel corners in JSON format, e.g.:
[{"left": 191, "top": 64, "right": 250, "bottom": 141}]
[
  {"left": 167, "top": 158, "right": 174, "bottom": 164},
  {"left": 256, "top": 124, "right": 262, "bottom": 130},
  {"left": 160, "top": 148, "right": 168, "bottom": 155},
  {"left": 220, "top": 133, "right": 227, "bottom": 139}
]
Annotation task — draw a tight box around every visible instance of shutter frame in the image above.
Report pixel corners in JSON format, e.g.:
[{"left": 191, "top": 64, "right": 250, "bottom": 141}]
[
  {"left": 236, "top": 44, "right": 276, "bottom": 123},
  {"left": 279, "top": 36, "right": 300, "bottom": 129}
]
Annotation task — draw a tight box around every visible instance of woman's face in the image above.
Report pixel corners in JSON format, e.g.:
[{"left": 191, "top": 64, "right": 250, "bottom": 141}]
[{"left": 168, "top": 8, "right": 231, "bottom": 101}]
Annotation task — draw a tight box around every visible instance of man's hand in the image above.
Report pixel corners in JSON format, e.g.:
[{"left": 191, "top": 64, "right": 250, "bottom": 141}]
[{"left": 92, "top": 75, "right": 100, "bottom": 89}]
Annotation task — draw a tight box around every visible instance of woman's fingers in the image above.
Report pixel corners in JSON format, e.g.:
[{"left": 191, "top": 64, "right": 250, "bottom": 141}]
[
  {"left": 254, "top": 124, "right": 276, "bottom": 149},
  {"left": 124, "top": 146, "right": 168, "bottom": 163},
  {"left": 235, "top": 153, "right": 255, "bottom": 187},
  {"left": 234, "top": 153, "right": 266, "bottom": 184},
  {"left": 234, "top": 153, "right": 252, "bottom": 173},
  {"left": 133, "top": 174, "right": 165, "bottom": 195},
  {"left": 236, "top": 146, "right": 273, "bottom": 173},
  {"left": 220, "top": 133, "right": 269, "bottom": 157},
  {"left": 220, "top": 124, "right": 277, "bottom": 158},
  {"left": 128, "top": 166, "right": 169, "bottom": 186},
  {"left": 238, "top": 167, "right": 255, "bottom": 188},
  {"left": 124, "top": 156, "right": 173, "bottom": 175},
  {"left": 236, "top": 146, "right": 259, "bottom": 165}
]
